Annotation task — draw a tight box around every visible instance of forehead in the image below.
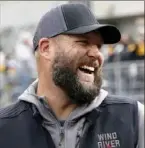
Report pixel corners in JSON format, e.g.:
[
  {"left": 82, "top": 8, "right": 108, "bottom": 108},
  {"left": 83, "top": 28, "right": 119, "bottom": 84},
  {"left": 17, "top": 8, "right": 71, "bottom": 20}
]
[
  {"left": 78, "top": 31, "right": 102, "bottom": 39},
  {"left": 60, "top": 31, "right": 103, "bottom": 43}
]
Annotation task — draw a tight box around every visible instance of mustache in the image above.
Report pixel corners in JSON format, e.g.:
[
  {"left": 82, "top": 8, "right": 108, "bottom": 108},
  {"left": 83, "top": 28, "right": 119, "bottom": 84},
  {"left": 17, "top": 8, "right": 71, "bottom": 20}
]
[
  {"left": 94, "top": 67, "right": 102, "bottom": 87},
  {"left": 78, "top": 57, "right": 102, "bottom": 69}
]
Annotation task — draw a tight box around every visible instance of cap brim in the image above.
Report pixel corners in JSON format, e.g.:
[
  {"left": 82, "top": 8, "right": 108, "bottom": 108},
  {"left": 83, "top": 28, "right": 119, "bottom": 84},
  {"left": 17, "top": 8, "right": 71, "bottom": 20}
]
[{"left": 65, "top": 24, "right": 121, "bottom": 44}]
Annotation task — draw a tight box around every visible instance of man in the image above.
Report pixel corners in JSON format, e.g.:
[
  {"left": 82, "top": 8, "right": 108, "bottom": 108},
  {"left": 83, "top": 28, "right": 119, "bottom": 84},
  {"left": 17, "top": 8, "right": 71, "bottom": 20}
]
[{"left": 0, "top": 3, "right": 144, "bottom": 148}]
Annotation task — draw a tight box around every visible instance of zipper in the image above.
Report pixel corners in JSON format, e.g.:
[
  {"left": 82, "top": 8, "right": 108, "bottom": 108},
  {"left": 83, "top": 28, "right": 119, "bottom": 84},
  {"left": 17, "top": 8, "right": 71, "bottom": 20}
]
[
  {"left": 59, "top": 127, "right": 65, "bottom": 148},
  {"left": 79, "top": 121, "right": 91, "bottom": 148},
  {"left": 57, "top": 108, "right": 78, "bottom": 148},
  {"left": 44, "top": 111, "right": 65, "bottom": 148},
  {"left": 79, "top": 109, "right": 100, "bottom": 148}
]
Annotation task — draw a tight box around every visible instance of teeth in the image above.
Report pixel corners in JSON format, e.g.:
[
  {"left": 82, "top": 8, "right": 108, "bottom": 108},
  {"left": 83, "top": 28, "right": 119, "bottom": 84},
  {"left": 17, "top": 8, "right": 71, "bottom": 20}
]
[{"left": 80, "top": 65, "right": 95, "bottom": 72}]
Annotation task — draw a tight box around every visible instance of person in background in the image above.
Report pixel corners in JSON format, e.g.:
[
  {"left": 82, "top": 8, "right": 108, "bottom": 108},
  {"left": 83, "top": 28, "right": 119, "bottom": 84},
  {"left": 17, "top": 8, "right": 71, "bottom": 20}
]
[
  {"left": 14, "top": 31, "right": 37, "bottom": 93},
  {"left": 0, "top": 46, "right": 6, "bottom": 100},
  {"left": 127, "top": 33, "right": 144, "bottom": 61},
  {"left": 134, "top": 33, "right": 144, "bottom": 60},
  {"left": 0, "top": 3, "right": 144, "bottom": 148}
]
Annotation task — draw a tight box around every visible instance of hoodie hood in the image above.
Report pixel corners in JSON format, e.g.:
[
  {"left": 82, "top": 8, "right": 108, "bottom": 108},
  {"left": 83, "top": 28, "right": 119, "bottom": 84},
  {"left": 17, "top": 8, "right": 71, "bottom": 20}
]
[{"left": 19, "top": 79, "right": 108, "bottom": 122}]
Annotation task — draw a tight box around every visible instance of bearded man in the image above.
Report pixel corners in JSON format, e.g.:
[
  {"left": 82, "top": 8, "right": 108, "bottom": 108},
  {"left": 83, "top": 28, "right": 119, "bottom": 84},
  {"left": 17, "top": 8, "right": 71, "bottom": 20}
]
[{"left": 0, "top": 3, "right": 144, "bottom": 148}]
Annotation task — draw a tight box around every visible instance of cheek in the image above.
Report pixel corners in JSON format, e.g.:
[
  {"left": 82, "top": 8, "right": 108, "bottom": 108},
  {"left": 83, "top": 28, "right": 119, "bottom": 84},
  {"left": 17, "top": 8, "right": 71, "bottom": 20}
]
[
  {"left": 72, "top": 43, "right": 87, "bottom": 54},
  {"left": 98, "top": 52, "right": 104, "bottom": 67},
  {"left": 68, "top": 46, "right": 84, "bottom": 61}
]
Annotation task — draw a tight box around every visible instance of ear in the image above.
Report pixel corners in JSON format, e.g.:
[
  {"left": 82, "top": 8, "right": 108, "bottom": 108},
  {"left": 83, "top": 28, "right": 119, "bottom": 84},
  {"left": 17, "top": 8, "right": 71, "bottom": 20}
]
[{"left": 38, "top": 38, "right": 50, "bottom": 60}]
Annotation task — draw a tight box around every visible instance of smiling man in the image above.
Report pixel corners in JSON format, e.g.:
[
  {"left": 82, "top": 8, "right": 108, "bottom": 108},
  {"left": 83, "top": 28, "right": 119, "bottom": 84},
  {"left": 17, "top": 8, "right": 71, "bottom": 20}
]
[{"left": 0, "top": 3, "right": 144, "bottom": 148}]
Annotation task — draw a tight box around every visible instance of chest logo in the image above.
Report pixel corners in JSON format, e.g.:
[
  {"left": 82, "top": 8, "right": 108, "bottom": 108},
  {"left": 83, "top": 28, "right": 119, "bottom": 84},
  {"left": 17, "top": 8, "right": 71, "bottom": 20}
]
[{"left": 97, "top": 132, "right": 120, "bottom": 148}]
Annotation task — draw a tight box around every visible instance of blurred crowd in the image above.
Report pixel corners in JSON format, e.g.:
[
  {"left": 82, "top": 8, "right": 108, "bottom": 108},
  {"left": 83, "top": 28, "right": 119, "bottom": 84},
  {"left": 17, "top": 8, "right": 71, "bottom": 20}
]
[
  {"left": 102, "top": 33, "right": 144, "bottom": 63},
  {"left": 0, "top": 31, "right": 37, "bottom": 106},
  {"left": 0, "top": 30, "right": 144, "bottom": 106},
  {"left": 101, "top": 33, "right": 144, "bottom": 100}
]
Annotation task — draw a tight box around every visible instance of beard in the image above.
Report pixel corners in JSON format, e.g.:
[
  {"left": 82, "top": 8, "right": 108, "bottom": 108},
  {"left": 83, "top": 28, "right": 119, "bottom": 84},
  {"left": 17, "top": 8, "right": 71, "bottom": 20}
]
[{"left": 52, "top": 52, "right": 102, "bottom": 106}]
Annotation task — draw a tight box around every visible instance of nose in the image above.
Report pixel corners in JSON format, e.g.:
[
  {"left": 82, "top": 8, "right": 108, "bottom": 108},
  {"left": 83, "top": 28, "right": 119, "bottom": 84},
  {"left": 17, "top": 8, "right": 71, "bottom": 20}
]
[
  {"left": 87, "top": 46, "right": 104, "bottom": 66},
  {"left": 87, "top": 46, "right": 100, "bottom": 60}
]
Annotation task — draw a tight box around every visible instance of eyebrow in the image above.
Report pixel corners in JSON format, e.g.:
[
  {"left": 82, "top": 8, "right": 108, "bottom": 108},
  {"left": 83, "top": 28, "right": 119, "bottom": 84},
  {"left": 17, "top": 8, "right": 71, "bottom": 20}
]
[
  {"left": 70, "top": 32, "right": 104, "bottom": 44},
  {"left": 72, "top": 34, "right": 88, "bottom": 40}
]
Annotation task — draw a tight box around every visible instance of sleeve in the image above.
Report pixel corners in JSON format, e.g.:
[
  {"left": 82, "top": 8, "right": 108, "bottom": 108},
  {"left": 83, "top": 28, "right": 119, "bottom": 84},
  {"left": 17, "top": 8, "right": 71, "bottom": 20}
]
[{"left": 137, "top": 101, "right": 144, "bottom": 148}]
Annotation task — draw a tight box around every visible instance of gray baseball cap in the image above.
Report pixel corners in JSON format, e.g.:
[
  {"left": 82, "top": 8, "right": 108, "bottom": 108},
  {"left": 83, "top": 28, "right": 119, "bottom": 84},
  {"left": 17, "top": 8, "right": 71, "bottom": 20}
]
[{"left": 33, "top": 3, "right": 121, "bottom": 51}]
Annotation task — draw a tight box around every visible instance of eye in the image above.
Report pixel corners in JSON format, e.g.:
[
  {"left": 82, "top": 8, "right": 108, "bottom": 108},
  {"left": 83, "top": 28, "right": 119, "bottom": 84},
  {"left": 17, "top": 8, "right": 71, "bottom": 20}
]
[
  {"left": 97, "top": 44, "right": 102, "bottom": 50},
  {"left": 76, "top": 40, "right": 89, "bottom": 45}
]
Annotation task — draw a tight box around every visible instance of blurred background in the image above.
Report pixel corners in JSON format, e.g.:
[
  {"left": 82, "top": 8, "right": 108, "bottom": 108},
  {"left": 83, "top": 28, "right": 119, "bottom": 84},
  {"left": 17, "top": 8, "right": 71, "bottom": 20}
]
[{"left": 0, "top": 1, "right": 144, "bottom": 107}]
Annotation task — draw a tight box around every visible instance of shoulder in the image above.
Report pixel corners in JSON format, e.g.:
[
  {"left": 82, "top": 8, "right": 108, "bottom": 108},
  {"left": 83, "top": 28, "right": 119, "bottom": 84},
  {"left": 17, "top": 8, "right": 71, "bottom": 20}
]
[
  {"left": 103, "top": 95, "right": 144, "bottom": 116},
  {"left": 137, "top": 101, "right": 144, "bottom": 148},
  {"left": 137, "top": 101, "right": 144, "bottom": 115},
  {"left": 102, "top": 94, "right": 138, "bottom": 105},
  {"left": 101, "top": 95, "right": 139, "bottom": 123},
  {"left": 0, "top": 100, "right": 33, "bottom": 134},
  {"left": 137, "top": 101, "right": 144, "bottom": 125},
  {"left": 0, "top": 100, "right": 31, "bottom": 121}
]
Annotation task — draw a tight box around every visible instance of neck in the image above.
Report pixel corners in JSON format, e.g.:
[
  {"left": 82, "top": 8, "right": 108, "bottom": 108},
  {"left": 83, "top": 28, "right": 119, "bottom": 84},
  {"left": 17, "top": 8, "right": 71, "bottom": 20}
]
[{"left": 37, "top": 76, "right": 77, "bottom": 120}]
